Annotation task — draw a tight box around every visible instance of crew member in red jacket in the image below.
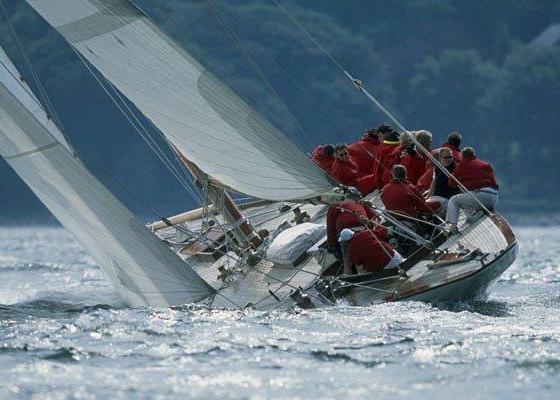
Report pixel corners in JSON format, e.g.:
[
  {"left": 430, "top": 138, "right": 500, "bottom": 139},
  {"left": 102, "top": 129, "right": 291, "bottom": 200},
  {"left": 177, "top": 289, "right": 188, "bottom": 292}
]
[
  {"left": 338, "top": 228, "right": 404, "bottom": 274},
  {"left": 401, "top": 130, "right": 433, "bottom": 185},
  {"left": 348, "top": 128, "right": 380, "bottom": 175},
  {"left": 326, "top": 200, "right": 381, "bottom": 247},
  {"left": 311, "top": 144, "right": 335, "bottom": 173},
  {"left": 329, "top": 143, "right": 361, "bottom": 187},
  {"left": 441, "top": 131, "right": 462, "bottom": 162},
  {"left": 381, "top": 164, "right": 439, "bottom": 222},
  {"left": 376, "top": 130, "right": 402, "bottom": 187},
  {"left": 445, "top": 147, "right": 499, "bottom": 226}
]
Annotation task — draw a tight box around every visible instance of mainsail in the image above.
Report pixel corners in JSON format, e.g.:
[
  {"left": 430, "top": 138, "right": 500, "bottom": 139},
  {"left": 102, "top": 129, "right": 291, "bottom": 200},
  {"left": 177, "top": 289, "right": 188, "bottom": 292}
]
[
  {"left": 25, "top": 0, "right": 336, "bottom": 202},
  {"left": 0, "top": 45, "right": 214, "bottom": 307}
]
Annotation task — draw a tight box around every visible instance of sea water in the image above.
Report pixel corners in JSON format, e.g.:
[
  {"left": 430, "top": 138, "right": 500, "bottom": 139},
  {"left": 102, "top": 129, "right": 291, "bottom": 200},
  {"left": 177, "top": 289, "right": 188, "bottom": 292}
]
[{"left": 0, "top": 224, "right": 558, "bottom": 399}]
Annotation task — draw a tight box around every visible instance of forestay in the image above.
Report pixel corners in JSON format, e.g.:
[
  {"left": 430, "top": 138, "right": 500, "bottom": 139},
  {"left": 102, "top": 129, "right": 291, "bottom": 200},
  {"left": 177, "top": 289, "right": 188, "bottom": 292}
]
[
  {"left": 0, "top": 45, "right": 214, "bottom": 307},
  {"left": 26, "top": 0, "right": 336, "bottom": 201}
]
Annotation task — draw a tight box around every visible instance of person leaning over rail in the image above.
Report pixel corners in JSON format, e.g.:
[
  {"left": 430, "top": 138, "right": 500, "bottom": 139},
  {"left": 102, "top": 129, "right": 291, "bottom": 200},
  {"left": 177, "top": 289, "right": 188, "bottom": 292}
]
[
  {"left": 445, "top": 147, "right": 499, "bottom": 230},
  {"left": 338, "top": 228, "right": 404, "bottom": 275},
  {"left": 311, "top": 143, "right": 335, "bottom": 173},
  {"left": 329, "top": 143, "right": 361, "bottom": 187}
]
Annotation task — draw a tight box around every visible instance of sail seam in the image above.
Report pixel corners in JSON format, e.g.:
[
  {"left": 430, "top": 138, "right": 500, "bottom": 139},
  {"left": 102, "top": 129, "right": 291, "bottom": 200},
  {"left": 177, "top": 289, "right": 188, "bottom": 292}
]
[{"left": 4, "top": 142, "right": 59, "bottom": 160}]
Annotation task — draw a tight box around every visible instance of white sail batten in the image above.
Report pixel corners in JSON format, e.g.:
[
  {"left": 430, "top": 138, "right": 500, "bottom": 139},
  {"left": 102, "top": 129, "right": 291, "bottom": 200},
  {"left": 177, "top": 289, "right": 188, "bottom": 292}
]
[
  {"left": 26, "top": 0, "right": 336, "bottom": 201},
  {"left": 0, "top": 46, "right": 215, "bottom": 307}
]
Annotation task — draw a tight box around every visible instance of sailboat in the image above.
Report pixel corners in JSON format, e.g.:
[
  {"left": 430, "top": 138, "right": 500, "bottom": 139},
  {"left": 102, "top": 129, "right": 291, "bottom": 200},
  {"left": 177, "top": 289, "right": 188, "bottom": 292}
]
[{"left": 0, "top": 0, "right": 518, "bottom": 310}]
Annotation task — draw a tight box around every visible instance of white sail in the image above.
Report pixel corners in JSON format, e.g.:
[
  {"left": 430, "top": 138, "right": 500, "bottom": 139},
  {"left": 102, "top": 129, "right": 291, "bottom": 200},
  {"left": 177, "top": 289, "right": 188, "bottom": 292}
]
[
  {"left": 0, "top": 45, "right": 214, "bottom": 307},
  {"left": 25, "top": 0, "right": 336, "bottom": 201}
]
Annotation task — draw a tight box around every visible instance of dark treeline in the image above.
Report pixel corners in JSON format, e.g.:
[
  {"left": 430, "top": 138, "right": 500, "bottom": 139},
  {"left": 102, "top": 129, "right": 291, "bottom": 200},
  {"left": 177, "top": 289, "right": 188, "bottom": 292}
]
[{"left": 0, "top": 0, "right": 559, "bottom": 223}]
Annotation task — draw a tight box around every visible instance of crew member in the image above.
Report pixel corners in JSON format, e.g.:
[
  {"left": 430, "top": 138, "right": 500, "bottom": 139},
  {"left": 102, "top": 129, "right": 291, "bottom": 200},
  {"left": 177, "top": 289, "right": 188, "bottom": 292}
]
[
  {"left": 441, "top": 131, "right": 462, "bottom": 162},
  {"left": 375, "top": 130, "right": 401, "bottom": 187},
  {"left": 348, "top": 128, "right": 380, "bottom": 175},
  {"left": 338, "top": 228, "right": 404, "bottom": 274},
  {"left": 401, "top": 130, "right": 433, "bottom": 185},
  {"left": 381, "top": 164, "right": 438, "bottom": 222},
  {"left": 446, "top": 147, "right": 499, "bottom": 227},
  {"left": 326, "top": 200, "right": 380, "bottom": 247},
  {"left": 330, "top": 143, "right": 361, "bottom": 186},
  {"left": 311, "top": 144, "right": 335, "bottom": 173},
  {"left": 427, "top": 147, "right": 459, "bottom": 211}
]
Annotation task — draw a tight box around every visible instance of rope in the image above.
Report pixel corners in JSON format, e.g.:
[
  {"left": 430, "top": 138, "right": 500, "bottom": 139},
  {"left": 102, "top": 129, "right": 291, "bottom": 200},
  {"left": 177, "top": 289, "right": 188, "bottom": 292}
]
[
  {"left": 207, "top": 0, "right": 314, "bottom": 149},
  {"left": 270, "top": 0, "right": 493, "bottom": 216},
  {"left": 0, "top": 0, "right": 76, "bottom": 157}
]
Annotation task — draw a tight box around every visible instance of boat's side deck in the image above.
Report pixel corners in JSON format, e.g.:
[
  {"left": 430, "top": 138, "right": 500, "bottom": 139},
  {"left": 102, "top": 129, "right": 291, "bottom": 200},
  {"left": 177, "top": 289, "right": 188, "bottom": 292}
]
[{"left": 151, "top": 199, "right": 516, "bottom": 309}]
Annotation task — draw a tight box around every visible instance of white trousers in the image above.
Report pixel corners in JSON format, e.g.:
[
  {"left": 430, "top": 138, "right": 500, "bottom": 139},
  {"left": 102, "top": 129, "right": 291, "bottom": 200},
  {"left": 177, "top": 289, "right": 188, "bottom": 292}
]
[{"left": 445, "top": 189, "right": 498, "bottom": 224}]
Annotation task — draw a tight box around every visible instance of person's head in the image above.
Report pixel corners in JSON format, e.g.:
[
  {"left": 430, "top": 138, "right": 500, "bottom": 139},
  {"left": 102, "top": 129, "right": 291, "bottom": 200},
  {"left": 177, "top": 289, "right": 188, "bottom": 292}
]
[
  {"left": 376, "top": 124, "right": 393, "bottom": 141},
  {"left": 392, "top": 164, "right": 407, "bottom": 182},
  {"left": 438, "top": 147, "right": 454, "bottom": 166},
  {"left": 461, "top": 147, "right": 475, "bottom": 158},
  {"left": 447, "top": 131, "right": 462, "bottom": 147},
  {"left": 335, "top": 143, "right": 349, "bottom": 161},
  {"left": 364, "top": 128, "right": 378, "bottom": 139},
  {"left": 400, "top": 131, "right": 413, "bottom": 147},
  {"left": 415, "top": 130, "right": 433, "bottom": 149},
  {"left": 322, "top": 144, "right": 335, "bottom": 157}
]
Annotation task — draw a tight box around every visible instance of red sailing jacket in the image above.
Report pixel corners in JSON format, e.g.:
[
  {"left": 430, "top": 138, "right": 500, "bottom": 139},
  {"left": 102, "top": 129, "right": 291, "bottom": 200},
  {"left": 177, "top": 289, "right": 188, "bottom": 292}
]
[
  {"left": 416, "top": 167, "right": 433, "bottom": 192},
  {"left": 375, "top": 140, "right": 400, "bottom": 188},
  {"left": 381, "top": 180, "right": 437, "bottom": 218},
  {"left": 355, "top": 173, "right": 377, "bottom": 195},
  {"left": 330, "top": 157, "right": 361, "bottom": 187},
  {"left": 311, "top": 146, "right": 334, "bottom": 173},
  {"left": 326, "top": 200, "right": 381, "bottom": 246},
  {"left": 441, "top": 143, "right": 462, "bottom": 162},
  {"left": 348, "top": 137, "right": 380, "bottom": 175},
  {"left": 448, "top": 155, "right": 499, "bottom": 191},
  {"left": 376, "top": 141, "right": 401, "bottom": 187},
  {"left": 401, "top": 151, "right": 429, "bottom": 185},
  {"left": 347, "top": 230, "right": 395, "bottom": 273}
]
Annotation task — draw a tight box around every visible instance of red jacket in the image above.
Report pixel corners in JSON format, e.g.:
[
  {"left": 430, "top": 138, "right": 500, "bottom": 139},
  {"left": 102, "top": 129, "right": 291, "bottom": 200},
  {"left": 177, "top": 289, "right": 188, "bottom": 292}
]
[
  {"left": 347, "top": 230, "right": 395, "bottom": 273},
  {"left": 327, "top": 200, "right": 380, "bottom": 246},
  {"left": 355, "top": 173, "right": 377, "bottom": 195},
  {"left": 416, "top": 167, "right": 433, "bottom": 192},
  {"left": 401, "top": 152, "right": 429, "bottom": 185},
  {"left": 449, "top": 155, "right": 499, "bottom": 191},
  {"left": 348, "top": 137, "right": 380, "bottom": 175},
  {"left": 330, "top": 157, "right": 361, "bottom": 187},
  {"left": 375, "top": 141, "right": 399, "bottom": 186},
  {"left": 376, "top": 141, "right": 401, "bottom": 187},
  {"left": 312, "top": 146, "right": 334, "bottom": 173},
  {"left": 441, "top": 143, "right": 462, "bottom": 162},
  {"left": 381, "top": 180, "right": 437, "bottom": 218}
]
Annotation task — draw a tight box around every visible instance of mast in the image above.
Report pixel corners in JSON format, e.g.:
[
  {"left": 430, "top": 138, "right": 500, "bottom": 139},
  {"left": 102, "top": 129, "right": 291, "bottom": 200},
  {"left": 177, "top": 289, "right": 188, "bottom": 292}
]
[{"left": 171, "top": 145, "right": 262, "bottom": 249}]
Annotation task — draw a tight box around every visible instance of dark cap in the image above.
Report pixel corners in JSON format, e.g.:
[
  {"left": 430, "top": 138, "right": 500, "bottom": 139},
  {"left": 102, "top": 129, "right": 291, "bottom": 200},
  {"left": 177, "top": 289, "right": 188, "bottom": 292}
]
[{"left": 376, "top": 124, "right": 394, "bottom": 134}]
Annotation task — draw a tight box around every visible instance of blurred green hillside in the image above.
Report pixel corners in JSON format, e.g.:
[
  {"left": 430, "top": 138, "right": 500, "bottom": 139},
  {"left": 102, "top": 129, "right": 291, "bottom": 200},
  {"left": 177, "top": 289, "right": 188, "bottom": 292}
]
[{"left": 0, "top": 0, "right": 559, "bottom": 223}]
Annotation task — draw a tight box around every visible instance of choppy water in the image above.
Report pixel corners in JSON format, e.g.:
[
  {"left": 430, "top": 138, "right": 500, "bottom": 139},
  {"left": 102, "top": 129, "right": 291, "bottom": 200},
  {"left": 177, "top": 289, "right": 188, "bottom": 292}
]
[{"left": 0, "top": 225, "right": 559, "bottom": 400}]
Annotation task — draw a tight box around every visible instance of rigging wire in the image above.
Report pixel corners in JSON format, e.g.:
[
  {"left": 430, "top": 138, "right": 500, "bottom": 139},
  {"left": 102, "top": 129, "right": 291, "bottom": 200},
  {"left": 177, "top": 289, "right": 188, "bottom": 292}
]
[
  {"left": 70, "top": 48, "right": 204, "bottom": 205},
  {"left": 270, "top": 0, "right": 493, "bottom": 216},
  {"left": 0, "top": 0, "right": 76, "bottom": 157},
  {"left": 206, "top": 0, "right": 314, "bottom": 149}
]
